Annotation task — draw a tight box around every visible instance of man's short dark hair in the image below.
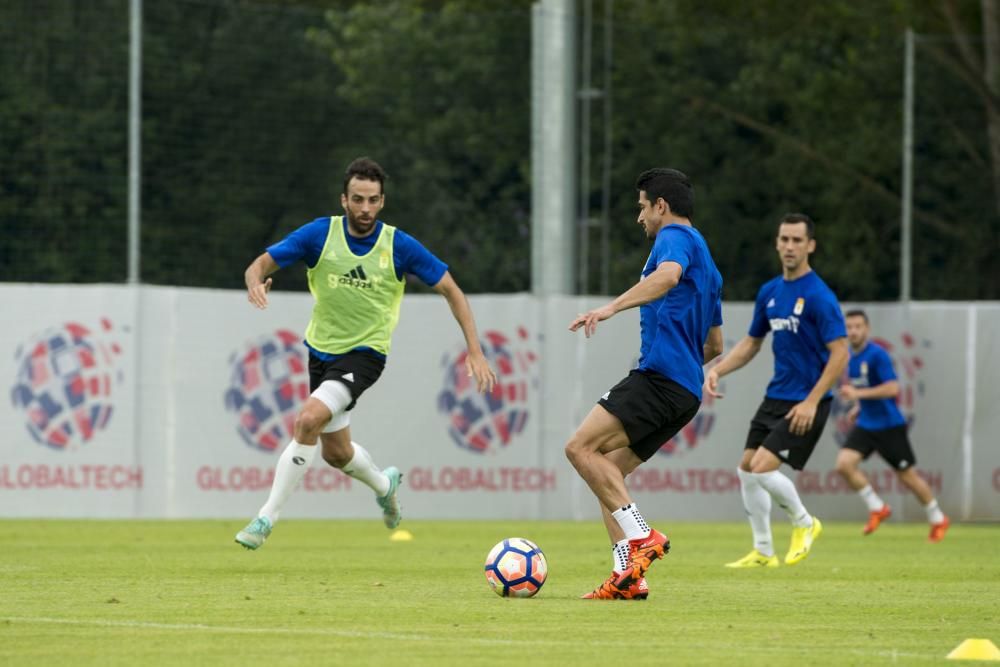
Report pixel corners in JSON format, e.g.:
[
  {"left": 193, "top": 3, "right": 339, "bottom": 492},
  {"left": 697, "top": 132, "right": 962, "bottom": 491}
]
[
  {"left": 343, "top": 157, "right": 387, "bottom": 195},
  {"left": 780, "top": 212, "right": 815, "bottom": 239},
  {"left": 845, "top": 309, "right": 869, "bottom": 323},
  {"left": 635, "top": 168, "right": 694, "bottom": 219}
]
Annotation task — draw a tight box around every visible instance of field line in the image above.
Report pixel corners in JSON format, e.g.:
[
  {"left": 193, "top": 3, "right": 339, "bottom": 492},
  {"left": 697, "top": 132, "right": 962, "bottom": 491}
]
[{"left": 2, "top": 616, "right": 940, "bottom": 661}]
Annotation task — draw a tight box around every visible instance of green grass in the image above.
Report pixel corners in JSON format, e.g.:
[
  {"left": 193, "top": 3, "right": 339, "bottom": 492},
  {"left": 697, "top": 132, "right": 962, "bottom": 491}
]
[{"left": 1, "top": 519, "right": 998, "bottom": 666}]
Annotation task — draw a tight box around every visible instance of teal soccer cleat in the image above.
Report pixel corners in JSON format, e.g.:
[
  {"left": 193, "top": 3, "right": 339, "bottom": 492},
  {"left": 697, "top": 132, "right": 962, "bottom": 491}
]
[
  {"left": 377, "top": 467, "right": 403, "bottom": 529},
  {"left": 235, "top": 516, "right": 272, "bottom": 550}
]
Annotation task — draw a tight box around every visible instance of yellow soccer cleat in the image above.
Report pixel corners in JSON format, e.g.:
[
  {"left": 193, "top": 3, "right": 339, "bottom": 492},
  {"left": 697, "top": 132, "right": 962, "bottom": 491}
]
[
  {"left": 785, "top": 516, "right": 822, "bottom": 565},
  {"left": 724, "top": 549, "right": 779, "bottom": 568}
]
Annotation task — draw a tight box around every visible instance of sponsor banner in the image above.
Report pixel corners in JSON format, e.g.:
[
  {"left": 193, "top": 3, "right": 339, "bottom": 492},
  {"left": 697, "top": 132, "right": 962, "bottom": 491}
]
[
  {"left": 1, "top": 286, "right": 998, "bottom": 520},
  {"left": 0, "top": 464, "right": 143, "bottom": 490},
  {"left": 0, "top": 285, "right": 138, "bottom": 517}
]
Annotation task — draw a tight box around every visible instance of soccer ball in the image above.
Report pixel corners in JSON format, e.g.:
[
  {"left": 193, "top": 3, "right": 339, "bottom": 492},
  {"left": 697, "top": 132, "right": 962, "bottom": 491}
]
[{"left": 483, "top": 537, "right": 547, "bottom": 598}]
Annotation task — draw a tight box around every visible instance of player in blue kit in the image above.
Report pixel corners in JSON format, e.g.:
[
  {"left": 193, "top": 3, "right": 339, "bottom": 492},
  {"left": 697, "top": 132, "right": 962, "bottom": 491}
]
[
  {"left": 835, "top": 309, "right": 949, "bottom": 541},
  {"left": 705, "top": 213, "right": 848, "bottom": 567},
  {"left": 567, "top": 168, "right": 724, "bottom": 599},
  {"left": 235, "top": 157, "right": 496, "bottom": 550}
]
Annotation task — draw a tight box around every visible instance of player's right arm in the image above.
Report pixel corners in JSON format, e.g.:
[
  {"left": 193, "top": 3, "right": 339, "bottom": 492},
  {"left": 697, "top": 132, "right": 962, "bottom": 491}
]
[
  {"left": 703, "top": 335, "right": 764, "bottom": 398},
  {"left": 244, "top": 217, "right": 329, "bottom": 310},
  {"left": 244, "top": 252, "right": 280, "bottom": 309}
]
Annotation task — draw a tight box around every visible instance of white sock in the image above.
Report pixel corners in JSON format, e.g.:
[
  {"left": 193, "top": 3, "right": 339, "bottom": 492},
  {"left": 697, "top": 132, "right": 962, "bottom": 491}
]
[
  {"left": 611, "top": 503, "right": 650, "bottom": 541},
  {"left": 924, "top": 499, "right": 945, "bottom": 524},
  {"left": 858, "top": 484, "right": 885, "bottom": 512},
  {"left": 341, "top": 442, "right": 390, "bottom": 497},
  {"left": 259, "top": 439, "right": 318, "bottom": 524},
  {"left": 612, "top": 540, "right": 630, "bottom": 574},
  {"left": 754, "top": 470, "right": 813, "bottom": 528},
  {"left": 737, "top": 468, "right": 774, "bottom": 557}
]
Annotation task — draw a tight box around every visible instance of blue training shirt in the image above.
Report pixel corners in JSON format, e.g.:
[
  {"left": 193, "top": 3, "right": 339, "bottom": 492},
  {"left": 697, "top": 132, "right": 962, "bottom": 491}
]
[
  {"left": 748, "top": 271, "right": 846, "bottom": 402},
  {"left": 636, "top": 224, "right": 723, "bottom": 400},
  {"left": 848, "top": 340, "right": 907, "bottom": 431},
  {"left": 265, "top": 216, "right": 448, "bottom": 360}
]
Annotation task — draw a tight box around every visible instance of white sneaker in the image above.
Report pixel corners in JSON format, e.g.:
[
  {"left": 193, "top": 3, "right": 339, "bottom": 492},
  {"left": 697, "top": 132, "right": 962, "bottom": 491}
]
[{"left": 376, "top": 467, "right": 403, "bottom": 529}]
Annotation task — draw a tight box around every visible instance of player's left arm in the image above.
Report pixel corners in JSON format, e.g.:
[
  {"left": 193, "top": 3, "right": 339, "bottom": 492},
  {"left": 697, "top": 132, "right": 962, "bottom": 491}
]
[
  {"left": 433, "top": 271, "right": 498, "bottom": 394},
  {"left": 703, "top": 325, "right": 724, "bottom": 365},
  {"left": 569, "top": 261, "right": 681, "bottom": 338},
  {"left": 703, "top": 295, "right": 724, "bottom": 364},
  {"left": 785, "top": 292, "right": 849, "bottom": 435},
  {"left": 840, "top": 350, "right": 900, "bottom": 401},
  {"left": 841, "top": 379, "right": 900, "bottom": 402},
  {"left": 786, "top": 337, "right": 849, "bottom": 435}
]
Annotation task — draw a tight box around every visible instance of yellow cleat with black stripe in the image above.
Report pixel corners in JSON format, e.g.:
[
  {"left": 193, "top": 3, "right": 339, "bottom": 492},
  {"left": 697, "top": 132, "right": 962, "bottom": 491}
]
[
  {"left": 724, "top": 549, "right": 779, "bottom": 568},
  {"left": 785, "top": 516, "right": 822, "bottom": 565}
]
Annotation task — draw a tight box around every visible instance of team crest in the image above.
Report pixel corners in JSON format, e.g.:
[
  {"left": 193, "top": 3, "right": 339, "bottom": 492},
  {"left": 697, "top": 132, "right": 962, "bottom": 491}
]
[{"left": 793, "top": 297, "right": 805, "bottom": 315}]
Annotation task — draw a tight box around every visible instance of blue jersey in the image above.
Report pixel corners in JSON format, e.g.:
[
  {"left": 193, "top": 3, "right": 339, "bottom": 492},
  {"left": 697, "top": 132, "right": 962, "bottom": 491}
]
[
  {"left": 849, "top": 340, "right": 906, "bottom": 431},
  {"left": 748, "top": 271, "right": 846, "bottom": 401},
  {"left": 266, "top": 216, "right": 448, "bottom": 360},
  {"left": 636, "top": 224, "right": 723, "bottom": 400}
]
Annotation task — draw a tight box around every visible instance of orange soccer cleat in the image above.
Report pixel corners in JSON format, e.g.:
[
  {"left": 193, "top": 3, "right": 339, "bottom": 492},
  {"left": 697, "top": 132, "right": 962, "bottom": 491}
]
[
  {"left": 929, "top": 516, "right": 950, "bottom": 543},
  {"left": 581, "top": 572, "right": 649, "bottom": 600},
  {"left": 863, "top": 505, "right": 892, "bottom": 536},
  {"left": 613, "top": 528, "right": 670, "bottom": 591}
]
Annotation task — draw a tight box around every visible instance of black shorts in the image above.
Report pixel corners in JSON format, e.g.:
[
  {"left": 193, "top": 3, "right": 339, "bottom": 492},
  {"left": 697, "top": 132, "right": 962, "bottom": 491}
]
[
  {"left": 745, "top": 397, "right": 833, "bottom": 470},
  {"left": 598, "top": 369, "right": 701, "bottom": 462},
  {"left": 843, "top": 424, "right": 917, "bottom": 471},
  {"left": 308, "top": 350, "right": 386, "bottom": 410}
]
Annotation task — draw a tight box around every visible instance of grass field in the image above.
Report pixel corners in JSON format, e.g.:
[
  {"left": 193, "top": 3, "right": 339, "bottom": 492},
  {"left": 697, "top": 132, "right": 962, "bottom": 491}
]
[{"left": 2, "top": 519, "right": 998, "bottom": 666}]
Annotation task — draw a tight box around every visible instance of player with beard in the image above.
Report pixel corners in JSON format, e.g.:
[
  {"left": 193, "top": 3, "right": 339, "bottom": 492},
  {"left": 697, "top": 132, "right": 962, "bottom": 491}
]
[
  {"left": 235, "top": 157, "right": 496, "bottom": 549},
  {"left": 705, "top": 213, "right": 848, "bottom": 568}
]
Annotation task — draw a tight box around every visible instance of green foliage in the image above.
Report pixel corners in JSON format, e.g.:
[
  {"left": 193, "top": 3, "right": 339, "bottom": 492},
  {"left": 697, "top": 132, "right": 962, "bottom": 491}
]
[
  {"left": 1, "top": 519, "right": 998, "bottom": 665},
  {"left": 593, "top": 0, "right": 997, "bottom": 300},
  {"left": 0, "top": 0, "right": 128, "bottom": 282},
  {"left": 0, "top": 0, "right": 996, "bottom": 298},
  {"left": 307, "top": 1, "right": 534, "bottom": 292}
]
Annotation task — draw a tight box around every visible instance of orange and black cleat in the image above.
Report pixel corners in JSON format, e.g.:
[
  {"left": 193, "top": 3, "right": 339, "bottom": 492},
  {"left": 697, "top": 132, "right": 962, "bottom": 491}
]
[
  {"left": 929, "top": 516, "right": 950, "bottom": 543},
  {"left": 613, "top": 528, "right": 670, "bottom": 591},
  {"left": 582, "top": 572, "right": 649, "bottom": 600},
  {"left": 863, "top": 505, "right": 892, "bottom": 535}
]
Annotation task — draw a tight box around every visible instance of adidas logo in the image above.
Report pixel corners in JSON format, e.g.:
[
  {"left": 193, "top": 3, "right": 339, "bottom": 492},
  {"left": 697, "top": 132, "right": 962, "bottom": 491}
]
[
  {"left": 767, "top": 298, "right": 776, "bottom": 308},
  {"left": 337, "top": 265, "right": 373, "bottom": 289},
  {"left": 342, "top": 373, "right": 354, "bottom": 383}
]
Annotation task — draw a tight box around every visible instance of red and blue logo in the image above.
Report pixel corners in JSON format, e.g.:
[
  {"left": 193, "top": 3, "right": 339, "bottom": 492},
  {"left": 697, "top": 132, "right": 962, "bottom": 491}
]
[
  {"left": 224, "top": 330, "right": 310, "bottom": 453},
  {"left": 655, "top": 390, "right": 719, "bottom": 457},
  {"left": 10, "top": 319, "right": 123, "bottom": 449},
  {"left": 438, "top": 328, "right": 539, "bottom": 454},
  {"left": 627, "top": 349, "right": 727, "bottom": 458}
]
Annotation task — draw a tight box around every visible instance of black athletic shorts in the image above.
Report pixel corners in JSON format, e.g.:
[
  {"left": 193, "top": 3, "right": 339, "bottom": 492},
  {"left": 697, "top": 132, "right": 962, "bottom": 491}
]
[
  {"left": 843, "top": 424, "right": 917, "bottom": 471},
  {"left": 598, "top": 369, "right": 701, "bottom": 462},
  {"left": 308, "top": 350, "right": 386, "bottom": 410},
  {"left": 744, "top": 396, "right": 833, "bottom": 470}
]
